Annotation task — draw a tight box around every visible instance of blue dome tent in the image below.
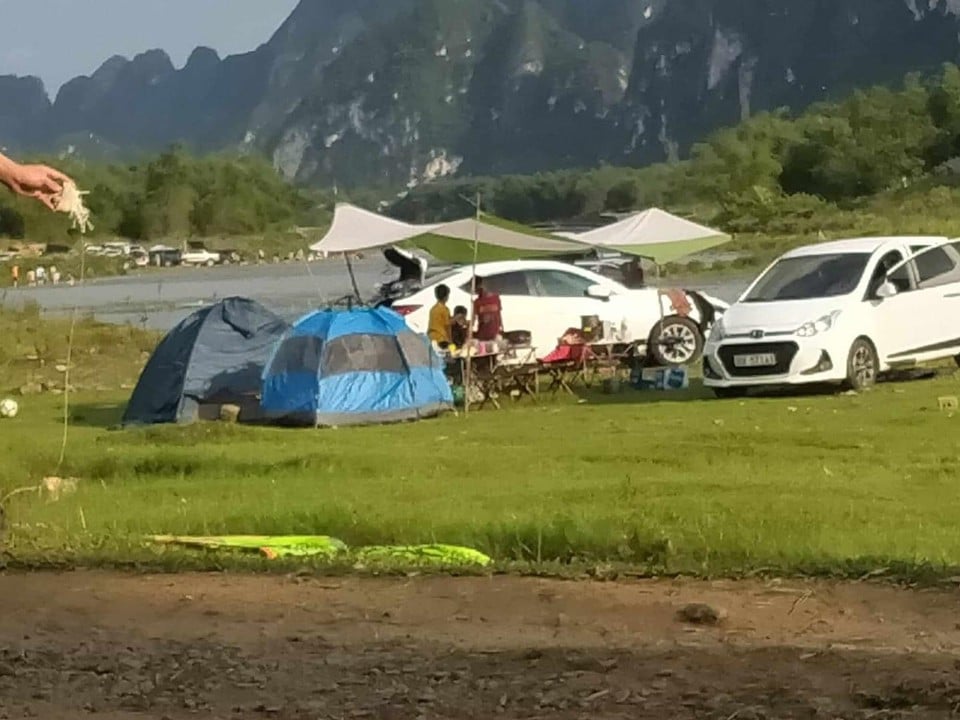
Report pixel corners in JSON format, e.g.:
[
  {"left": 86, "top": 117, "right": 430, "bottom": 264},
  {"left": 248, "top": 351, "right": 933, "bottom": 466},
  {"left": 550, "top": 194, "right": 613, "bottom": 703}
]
[
  {"left": 261, "top": 307, "right": 453, "bottom": 427},
  {"left": 123, "top": 297, "right": 289, "bottom": 426}
]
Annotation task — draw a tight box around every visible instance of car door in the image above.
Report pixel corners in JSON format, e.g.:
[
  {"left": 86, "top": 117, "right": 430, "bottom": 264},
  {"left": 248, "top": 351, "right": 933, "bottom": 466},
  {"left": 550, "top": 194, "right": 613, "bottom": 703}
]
[
  {"left": 526, "top": 269, "right": 620, "bottom": 350},
  {"left": 876, "top": 244, "right": 960, "bottom": 362},
  {"left": 862, "top": 249, "right": 910, "bottom": 359},
  {"left": 910, "top": 243, "right": 960, "bottom": 358}
]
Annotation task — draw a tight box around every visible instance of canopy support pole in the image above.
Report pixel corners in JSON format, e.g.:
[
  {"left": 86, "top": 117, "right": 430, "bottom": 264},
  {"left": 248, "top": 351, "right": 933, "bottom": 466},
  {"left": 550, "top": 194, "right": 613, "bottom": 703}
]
[
  {"left": 654, "top": 261, "right": 665, "bottom": 368},
  {"left": 344, "top": 252, "right": 362, "bottom": 308},
  {"left": 464, "top": 191, "right": 481, "bottom": 417}
]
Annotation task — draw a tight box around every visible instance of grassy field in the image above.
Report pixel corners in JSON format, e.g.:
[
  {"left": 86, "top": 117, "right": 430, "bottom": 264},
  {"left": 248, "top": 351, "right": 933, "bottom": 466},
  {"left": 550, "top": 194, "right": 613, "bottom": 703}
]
[{"left": 3, "top": 306, "right": 960, "bottom": 578}]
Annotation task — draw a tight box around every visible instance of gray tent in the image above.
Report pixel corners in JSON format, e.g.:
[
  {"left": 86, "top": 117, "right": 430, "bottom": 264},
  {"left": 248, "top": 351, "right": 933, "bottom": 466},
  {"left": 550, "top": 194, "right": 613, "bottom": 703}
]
[{"left": 122, "top": 297, "right": 289, "bottom": 426}]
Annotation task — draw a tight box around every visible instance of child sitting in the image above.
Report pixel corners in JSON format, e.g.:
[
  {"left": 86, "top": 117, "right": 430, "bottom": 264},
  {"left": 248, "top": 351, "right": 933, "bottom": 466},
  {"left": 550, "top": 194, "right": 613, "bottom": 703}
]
[{"left": 451, "top": 305, "right": 469, "bottom": 347}]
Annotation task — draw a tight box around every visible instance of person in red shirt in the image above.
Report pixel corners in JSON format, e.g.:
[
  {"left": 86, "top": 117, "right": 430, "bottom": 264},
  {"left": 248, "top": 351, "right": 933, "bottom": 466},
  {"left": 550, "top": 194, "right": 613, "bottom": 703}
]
[{"left": 472, "top": 276, "right": 503, "bottom": 341}]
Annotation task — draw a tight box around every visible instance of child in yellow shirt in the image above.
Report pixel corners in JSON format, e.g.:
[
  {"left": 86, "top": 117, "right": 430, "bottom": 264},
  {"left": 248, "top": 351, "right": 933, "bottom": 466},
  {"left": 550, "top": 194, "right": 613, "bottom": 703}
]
[{"left": 428, "top": 284, "right": 452, "bottom": 347}]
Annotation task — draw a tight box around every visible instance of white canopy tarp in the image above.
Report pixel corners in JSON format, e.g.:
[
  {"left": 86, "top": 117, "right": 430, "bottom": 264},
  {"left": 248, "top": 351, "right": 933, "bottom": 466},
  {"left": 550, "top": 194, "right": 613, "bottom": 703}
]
[
  {"left": 556, "top": 208, "right": 730, "bottom": 265},
  {"left": 311, "top": 203, "right": 587, "bottom": 259}
]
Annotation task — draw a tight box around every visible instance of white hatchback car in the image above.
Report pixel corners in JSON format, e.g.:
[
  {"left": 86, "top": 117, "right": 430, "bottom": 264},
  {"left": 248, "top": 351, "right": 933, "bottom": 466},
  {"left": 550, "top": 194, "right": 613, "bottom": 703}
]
[
  {"left": 386, "top": 259, "right": 728, "bottom": 365},
  {"left": 703, "top": 236, "right": 960, "bottom": 397}
]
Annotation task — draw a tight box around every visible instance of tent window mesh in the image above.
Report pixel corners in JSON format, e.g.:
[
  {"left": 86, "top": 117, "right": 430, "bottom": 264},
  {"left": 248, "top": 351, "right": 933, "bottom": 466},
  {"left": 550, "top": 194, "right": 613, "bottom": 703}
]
[
  {"left": 270, "top": 336, "right": 324, "bottom": 375},
  {"left": 396, "top": 330, "right": 432, "bottom": 368},
  {"left": 322, "top": 334, "right": 406, "bottom": 377}
]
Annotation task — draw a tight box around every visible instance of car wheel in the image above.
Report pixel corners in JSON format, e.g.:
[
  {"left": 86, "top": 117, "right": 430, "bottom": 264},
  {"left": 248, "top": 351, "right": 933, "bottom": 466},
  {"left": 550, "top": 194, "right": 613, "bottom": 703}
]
[
  {"left": 649, "top": 317, "right": 704, "bottom": 366},
  {"left": 844, "top": 337, "right": 878, "bottom": 391},
  {"left": 713, "top": 387, "right": 749, "bottom": 399},
  {"left": 206, "top": 260, "right": 215, "bottom": 267}
]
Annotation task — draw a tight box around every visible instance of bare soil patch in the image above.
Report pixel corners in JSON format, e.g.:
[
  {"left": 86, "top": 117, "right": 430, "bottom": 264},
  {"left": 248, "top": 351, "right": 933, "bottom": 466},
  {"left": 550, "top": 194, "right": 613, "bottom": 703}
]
[{"left": 2, "top": 572, "right": 960, "bottom": 718}]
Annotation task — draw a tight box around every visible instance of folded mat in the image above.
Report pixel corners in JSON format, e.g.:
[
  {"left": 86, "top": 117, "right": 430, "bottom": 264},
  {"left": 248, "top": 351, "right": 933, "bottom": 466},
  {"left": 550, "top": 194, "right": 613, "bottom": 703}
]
[
  {"left": 150, "top": 535, "right": 347, "bottom": 559},
  {"left": 355, "top": 544, "right": 492, "bottom": 567},
  {"left": 150, "top": 536, "right": 492, "bottom": 566}
]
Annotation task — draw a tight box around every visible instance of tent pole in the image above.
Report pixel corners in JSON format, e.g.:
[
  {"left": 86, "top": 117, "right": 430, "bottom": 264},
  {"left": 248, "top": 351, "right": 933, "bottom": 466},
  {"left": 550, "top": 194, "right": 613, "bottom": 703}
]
[
  {"left": 463, "top": 191, "right": 481, "bottom": 416},
  {"left": 344, "top": 252, "right": 362, "bottom": 306},
  {"left": 656, "top": 260, "right": 665, "bottom": 367}
]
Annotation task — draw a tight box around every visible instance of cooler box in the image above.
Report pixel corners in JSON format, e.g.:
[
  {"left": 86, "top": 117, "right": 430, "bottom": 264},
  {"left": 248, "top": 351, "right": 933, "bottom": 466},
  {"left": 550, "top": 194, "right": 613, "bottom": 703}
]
[{"left": 635, "top": 366, "right": 689, "bottom": 391}]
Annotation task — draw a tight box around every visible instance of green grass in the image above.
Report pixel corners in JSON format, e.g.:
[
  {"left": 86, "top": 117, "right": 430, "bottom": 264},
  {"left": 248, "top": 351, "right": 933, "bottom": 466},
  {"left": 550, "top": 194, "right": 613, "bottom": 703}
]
[
  {"left": 4, "top": 374, "right": 960, "bottom": 579},
  {"left": 4, "top": 306, "right": 960, "bottom": 579}
]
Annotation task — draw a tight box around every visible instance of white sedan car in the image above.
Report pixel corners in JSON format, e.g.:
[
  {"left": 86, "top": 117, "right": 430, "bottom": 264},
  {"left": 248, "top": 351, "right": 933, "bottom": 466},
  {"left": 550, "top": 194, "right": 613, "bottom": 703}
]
[
  {"left": 703, "top": 236, "right": 960, "bottom": 397},
  {"left": 387, "top": 259, "right": 728, "bottom": 365}
]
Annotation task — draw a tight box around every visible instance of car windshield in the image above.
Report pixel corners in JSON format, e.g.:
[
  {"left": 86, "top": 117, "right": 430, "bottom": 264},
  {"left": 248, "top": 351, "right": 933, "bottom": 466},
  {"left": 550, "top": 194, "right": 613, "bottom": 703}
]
[{"left": 743, "top": 253, "right": 870, "bottom": 302}]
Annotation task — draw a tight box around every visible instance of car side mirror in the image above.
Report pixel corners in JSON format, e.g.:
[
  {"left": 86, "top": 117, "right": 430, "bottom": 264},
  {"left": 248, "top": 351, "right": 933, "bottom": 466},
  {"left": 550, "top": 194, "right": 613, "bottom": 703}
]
[
  {"left": 876, "top": 280, "right": 898, "bottom": 299},
  {"left": 586, "top": 284, "right": 612, "bottom": 301}
]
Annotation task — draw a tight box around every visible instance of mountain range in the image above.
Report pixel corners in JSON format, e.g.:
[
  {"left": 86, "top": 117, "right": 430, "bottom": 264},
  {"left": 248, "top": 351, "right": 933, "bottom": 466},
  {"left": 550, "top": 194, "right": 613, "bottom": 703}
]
[{"left": 3, "top": 0, "right": 960, "bottom": 189}]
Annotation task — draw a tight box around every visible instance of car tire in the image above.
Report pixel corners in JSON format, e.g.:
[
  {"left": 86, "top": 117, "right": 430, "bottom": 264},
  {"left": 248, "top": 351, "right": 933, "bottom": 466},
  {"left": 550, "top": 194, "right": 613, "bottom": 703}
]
[
  {"left": 648, "top": 316, "right": 704, "bottom": 366},
  {"left": 206, "top": 260, "right": 215, "bottom": 267},
  {"left": 713, "top": 387, "right": 749, "bottom": 399},
  {"left": 844, "top": 337, "right": 879, "bottom": 391}
]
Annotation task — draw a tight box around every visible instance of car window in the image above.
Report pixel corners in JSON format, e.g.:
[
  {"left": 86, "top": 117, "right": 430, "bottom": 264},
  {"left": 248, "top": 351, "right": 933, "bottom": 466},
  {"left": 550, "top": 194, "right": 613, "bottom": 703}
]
[
  {"left": 888, "top": 261, "right": 914, "bottom": 292},
  {"left": 866, "top": 250, "right": 905, "bottom": 298},
  {"left": 914, "top": 246, "right": 958, "bottom": 288},
  {"left": 462, "top": 271, "right": 532, "bottom": 296},
  {"left": 528, "top": 270, "right": 596, "bottom": 298}
]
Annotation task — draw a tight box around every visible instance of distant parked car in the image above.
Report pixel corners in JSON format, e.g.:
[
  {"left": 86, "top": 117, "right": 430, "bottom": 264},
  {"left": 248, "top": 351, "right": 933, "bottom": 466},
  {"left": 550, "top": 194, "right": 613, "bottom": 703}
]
[
  {"left": 703, "top": 236, "right": 960, "bottom": 397},
  {"left": 181, "top": 247, "right": 222, "bottom": 267},
  {"left": 102, "top": 241, "right": 132, "bottom": 257},
  {"left": 129, "top": 249, "right": 150, "bottom": 267},
  {"left": 149, "top": 247, "right": 182, "bottom": 267}
]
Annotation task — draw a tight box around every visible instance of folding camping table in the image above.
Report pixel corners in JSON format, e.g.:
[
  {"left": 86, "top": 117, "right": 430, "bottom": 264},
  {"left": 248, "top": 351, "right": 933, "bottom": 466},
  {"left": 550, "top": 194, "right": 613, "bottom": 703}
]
[
  {"left": 448, "top": 345, "right": 540, "bottom": 410},
  {"left": 495, "top": 345, "right": 540, "bottom": 403},
  {"left": 581, "top": 341, "right": 636, "bottom": 387},
  {"left": 540, "top": 341, "right": 638, "bottom": 394}
]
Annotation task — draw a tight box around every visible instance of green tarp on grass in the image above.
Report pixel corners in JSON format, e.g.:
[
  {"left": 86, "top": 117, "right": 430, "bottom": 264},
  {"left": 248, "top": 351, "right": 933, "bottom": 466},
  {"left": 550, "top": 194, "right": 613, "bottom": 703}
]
[{"left": 150, "top": 535, "right": 493, "bottom": 567}]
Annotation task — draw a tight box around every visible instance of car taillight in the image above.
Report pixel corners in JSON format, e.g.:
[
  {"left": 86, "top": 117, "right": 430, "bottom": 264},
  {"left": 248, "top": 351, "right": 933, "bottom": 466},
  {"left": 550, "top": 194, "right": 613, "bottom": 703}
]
[{"left": 392, "top": 304, "right": 422, "bottom": 316}]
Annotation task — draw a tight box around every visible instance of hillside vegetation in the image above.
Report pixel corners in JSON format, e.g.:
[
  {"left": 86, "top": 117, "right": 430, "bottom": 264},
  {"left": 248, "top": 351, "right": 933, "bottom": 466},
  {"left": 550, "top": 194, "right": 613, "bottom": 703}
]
[
  {"left": 0, "top": 147, "right": 323, "bottom": 246},
  {"left": 395, "top": 64, "right": 960, "bottom": 270},
  {"left": 7, "top": 65, "right": 960, "bottom": 275}
]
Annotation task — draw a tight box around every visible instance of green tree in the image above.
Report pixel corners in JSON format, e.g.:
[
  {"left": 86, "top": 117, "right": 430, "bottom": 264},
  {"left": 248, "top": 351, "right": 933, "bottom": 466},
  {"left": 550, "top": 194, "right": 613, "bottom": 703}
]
[{"left": 605, "top": 179, "right": 638, "bottom": 211}]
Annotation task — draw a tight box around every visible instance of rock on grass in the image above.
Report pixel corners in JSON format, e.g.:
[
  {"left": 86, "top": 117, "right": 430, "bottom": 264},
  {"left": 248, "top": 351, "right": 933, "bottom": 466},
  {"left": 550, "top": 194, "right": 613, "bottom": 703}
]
[{"left": 676, "top": 603, "right": 727, "bottom": 626}]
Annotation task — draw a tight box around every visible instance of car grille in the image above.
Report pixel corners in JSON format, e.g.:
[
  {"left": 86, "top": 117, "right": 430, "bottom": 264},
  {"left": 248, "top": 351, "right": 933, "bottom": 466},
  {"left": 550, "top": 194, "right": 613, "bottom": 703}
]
[{"left": 718, "top": 342, "right": 799, "bottom": 378}]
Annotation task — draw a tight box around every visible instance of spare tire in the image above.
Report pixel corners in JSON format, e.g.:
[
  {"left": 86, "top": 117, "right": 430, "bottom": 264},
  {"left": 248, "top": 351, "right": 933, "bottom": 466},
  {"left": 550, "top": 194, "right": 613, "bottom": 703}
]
[{"left": 648, "top": 316, "right": 704, "bottom": 366}]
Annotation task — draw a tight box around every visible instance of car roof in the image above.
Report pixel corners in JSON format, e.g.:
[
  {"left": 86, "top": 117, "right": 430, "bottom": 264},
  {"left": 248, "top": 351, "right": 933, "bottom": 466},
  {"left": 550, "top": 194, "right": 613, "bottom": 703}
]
[
  {"left": 783, "top": 236, "right": 948, "bottom": 258},
  {"left": 436, "top": 259, "right": 602, "bottom": 276}
]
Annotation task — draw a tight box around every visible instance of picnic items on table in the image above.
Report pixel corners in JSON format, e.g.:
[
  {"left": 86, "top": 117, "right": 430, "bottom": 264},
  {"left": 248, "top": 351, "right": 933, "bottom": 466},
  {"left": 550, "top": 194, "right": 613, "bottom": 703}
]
[{"left": 439, "top": 333, "right": 539, "bottom": 409}]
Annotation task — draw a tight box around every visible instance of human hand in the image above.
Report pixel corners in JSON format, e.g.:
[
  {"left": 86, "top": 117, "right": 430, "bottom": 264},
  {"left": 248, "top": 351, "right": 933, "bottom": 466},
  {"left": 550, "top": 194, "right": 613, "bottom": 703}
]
[{"left": 0, "top": 159, "right": 72, "bottom": 210}]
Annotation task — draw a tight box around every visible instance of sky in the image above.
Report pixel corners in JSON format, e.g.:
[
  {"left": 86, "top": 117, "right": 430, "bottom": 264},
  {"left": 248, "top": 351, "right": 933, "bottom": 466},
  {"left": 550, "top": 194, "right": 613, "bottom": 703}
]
[{"left": 0, "top": 0, "right": 300, "bottom": 96}]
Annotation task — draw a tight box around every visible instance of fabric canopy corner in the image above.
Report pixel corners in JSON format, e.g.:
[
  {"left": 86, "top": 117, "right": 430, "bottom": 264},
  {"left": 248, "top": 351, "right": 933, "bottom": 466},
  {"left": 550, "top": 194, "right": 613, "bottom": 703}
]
[
  {"left": 309, "top": 203, "right": 445, "bottom": 254},
  {"left": 567, "top": 208, "right": 730, "bottom": 264}
]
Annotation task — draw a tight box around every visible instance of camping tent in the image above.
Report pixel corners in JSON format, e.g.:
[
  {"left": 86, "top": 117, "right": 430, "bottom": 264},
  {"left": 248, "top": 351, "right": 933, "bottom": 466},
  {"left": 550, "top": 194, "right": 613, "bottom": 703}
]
[
  {"left": 311, "top": 203, "right": 585, "bottom": 260},
  {"left": 123, "top": 298, "right": 290, "bottom": 426},
  {"left": 554, "top": 208, "right": 730, "bottom": 264},
  {"left": 261, "top": 306, "right": 453, "bottom": 427}
]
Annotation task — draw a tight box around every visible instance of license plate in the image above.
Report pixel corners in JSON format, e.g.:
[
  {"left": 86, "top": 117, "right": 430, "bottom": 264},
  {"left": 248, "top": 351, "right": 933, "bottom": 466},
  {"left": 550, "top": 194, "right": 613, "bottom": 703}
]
[{"left": 733, "top": 353, "right": 777, "bottom": 368}]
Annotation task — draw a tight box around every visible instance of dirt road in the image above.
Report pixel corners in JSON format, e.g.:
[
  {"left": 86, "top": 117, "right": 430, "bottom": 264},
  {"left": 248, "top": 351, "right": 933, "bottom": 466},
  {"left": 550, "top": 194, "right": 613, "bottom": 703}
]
[{"left": 1, "top": 572, "right": 959, "bottom": 719}]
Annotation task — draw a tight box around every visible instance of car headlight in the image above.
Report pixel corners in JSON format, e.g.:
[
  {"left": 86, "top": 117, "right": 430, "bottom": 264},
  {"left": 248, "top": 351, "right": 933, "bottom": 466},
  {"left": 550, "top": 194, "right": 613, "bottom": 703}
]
[
  {"left": 708, "top": 318, "right": 725, "bottom": 342},
  {"left": 796, "top": 311, "right": 841, "bottom": 338}
]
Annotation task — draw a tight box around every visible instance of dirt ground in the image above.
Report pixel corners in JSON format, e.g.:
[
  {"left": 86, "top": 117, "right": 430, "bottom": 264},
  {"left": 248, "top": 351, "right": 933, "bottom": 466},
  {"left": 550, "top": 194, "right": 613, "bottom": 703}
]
[{"left": 2, "top": 572, "right": 960, "bottom": 719}]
